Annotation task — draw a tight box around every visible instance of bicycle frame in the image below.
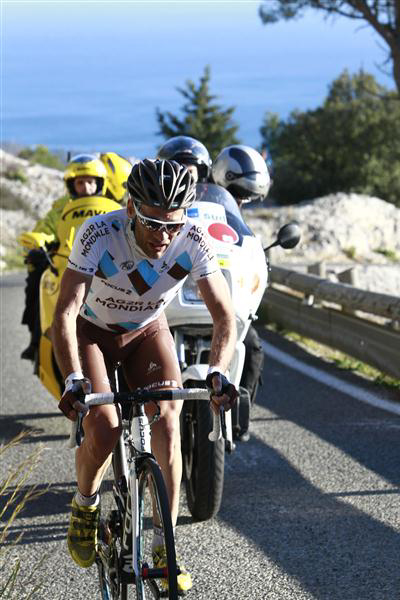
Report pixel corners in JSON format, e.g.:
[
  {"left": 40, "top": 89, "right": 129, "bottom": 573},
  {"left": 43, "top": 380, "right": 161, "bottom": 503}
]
[{"left": 119, "top": 402, "right": 152, "bottom": 582}]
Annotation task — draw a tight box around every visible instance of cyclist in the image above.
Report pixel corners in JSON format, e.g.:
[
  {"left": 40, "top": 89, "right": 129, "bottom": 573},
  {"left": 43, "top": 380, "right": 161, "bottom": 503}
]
[
  {"left": 20, "top": 154, "right": 108, "bottom": 360},
  {"left": 53, "top": 158, "right": 238, "bottom": 594},
  {"left": 212, "top": 144, "right": 271, "bottom": 438},
  {"left": 157, "top": 135, "right": 211, "bottom": 183}
]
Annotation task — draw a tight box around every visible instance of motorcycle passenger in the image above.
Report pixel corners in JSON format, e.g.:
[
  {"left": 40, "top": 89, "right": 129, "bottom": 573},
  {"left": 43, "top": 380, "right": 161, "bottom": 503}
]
[
  {"left": 20, "top": 154, "right": 108, "bottom": 361},
  {"left": 157, "top": 135, "right": 211, "bottom": 183},
  {"left": 100, "top": 151, "right": 133, "bottom": 204},
  {"left": 53, "top": 158, "right": 238, "bottom": 594},
  {"left": 212, "top": 145, "right": 271, "bottom": 436}
]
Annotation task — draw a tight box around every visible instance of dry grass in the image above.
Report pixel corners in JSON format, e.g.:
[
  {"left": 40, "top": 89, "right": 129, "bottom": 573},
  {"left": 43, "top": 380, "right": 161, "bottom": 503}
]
[
  {"left": 0, "top": 431, "right": 49, "bottom": 598},
  {"left": 263, "top": 322, "right": 400, "bottom": 390}
]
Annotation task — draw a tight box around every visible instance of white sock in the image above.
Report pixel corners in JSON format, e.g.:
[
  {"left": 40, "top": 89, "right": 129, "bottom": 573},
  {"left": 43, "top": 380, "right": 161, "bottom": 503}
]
[{"left": 74, "top": 490, "right": 99, "bottom": 507}]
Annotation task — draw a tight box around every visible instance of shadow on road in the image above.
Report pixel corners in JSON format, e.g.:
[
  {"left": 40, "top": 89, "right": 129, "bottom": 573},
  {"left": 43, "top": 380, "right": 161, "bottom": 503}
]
[
  {"left": 261, "top": 329, "right": 400, "bottom": 487},
  {"left": 0, "top": 412, "right": 67, "bottom": 445},
  {"left": 219, "top": 433, "right": 400, "bottom": 599},
  {"left": 2, "top": 482, "right": 76, "bottom": 545},
  {"left": 215, "top": 329, "right": 400, "bottom": 598}
]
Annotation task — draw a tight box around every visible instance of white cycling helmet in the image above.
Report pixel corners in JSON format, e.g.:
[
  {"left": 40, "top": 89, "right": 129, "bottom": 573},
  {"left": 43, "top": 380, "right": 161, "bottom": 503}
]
[{"left": 212, "top": 145, "right": 271, "bottom": 202}]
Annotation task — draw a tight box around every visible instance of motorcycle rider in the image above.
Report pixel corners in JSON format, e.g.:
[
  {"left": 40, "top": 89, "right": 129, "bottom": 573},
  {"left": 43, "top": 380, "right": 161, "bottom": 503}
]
[
  {"left": 53, "top": 158, "right": 238, "bottom": 594},
  {"left": 158, "top": 137, "right": 268, "bottom": 439},
  {"left": 157, "top": 135, "right": 211, "bottom": 182},
  {"left": 212, "top": 145, "right": 271, "bottom": 438},
  {"left": 20, "top": 154, "right": 108, "bottom": 360},
  {"left": 20, "top": 153, "right": 131, "bottom": 361}
]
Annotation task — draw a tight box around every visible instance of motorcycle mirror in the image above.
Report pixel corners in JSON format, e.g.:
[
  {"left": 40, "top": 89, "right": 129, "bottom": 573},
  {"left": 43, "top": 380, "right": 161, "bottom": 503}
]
[{"left": 264, "top": 222, "right": 301, "bottom": 252}]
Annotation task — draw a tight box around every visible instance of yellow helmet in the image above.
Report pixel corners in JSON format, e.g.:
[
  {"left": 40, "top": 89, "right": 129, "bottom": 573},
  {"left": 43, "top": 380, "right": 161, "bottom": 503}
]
[
  {"left": 100, "top": 152, "right": 132, "bottom": 203},
  {"left": 64, "top": 154, "right": 107, "bottom": 198}
]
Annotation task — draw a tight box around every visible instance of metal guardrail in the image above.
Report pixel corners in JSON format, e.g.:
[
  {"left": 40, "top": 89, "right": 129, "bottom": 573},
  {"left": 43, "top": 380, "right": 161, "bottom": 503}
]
[{"left": 261, "top": 266, "right": 400, "bottom": 379}]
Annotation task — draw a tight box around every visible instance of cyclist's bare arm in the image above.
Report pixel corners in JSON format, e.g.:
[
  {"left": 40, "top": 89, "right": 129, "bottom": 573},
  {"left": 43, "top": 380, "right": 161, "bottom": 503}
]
[
  {"left": 197, "top": 270, "right": 237, "bottom": 374},
  {"left": 53, "top": 267, "right": 93, "bottom": 379}
]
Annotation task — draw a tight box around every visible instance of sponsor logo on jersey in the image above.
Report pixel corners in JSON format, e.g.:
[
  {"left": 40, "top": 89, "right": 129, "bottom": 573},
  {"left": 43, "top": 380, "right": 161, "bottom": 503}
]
[
  {"left": 120, "top": 260, "right": 135, "bottom": 271},
  {"left": 80, "top": 221, "right": 110, "bottom": 257},
  {"left": 186, "top": 225, "right": 215, "bottom": 261},
  {"left": 68, "top": 258, "right": 95, "bottom": 273},
  {"left": 95, "top": 296, "right": 164, "bottom": 311},
  {"left": 102, "top": 281, "right": 132, "bottom": 295}
]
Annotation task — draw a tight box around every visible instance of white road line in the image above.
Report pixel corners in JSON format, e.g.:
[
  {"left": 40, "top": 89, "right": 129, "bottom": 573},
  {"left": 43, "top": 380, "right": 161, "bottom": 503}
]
[{"left": 261, "top": 339, "right": 400, "bottom": 416}]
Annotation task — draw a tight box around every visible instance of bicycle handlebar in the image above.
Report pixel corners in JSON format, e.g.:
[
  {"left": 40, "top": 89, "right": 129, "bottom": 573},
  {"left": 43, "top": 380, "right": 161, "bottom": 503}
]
[{"left": 67, "top": 387, "right": 223, "bottom": 448}]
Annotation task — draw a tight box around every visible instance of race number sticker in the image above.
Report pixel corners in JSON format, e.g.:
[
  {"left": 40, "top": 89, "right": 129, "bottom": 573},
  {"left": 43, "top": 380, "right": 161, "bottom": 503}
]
[{"left": 208, "top": 223, "right": 239, "bottom": 245}]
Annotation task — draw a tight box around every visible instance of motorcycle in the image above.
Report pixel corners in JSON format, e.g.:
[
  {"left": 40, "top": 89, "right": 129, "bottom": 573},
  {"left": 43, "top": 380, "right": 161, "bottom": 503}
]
[
  {"left": 18, "top": 194, "right": 121, "bottom": 400},
  {"left": 165, "top": 183, "right": 300, "bottom": 521}
]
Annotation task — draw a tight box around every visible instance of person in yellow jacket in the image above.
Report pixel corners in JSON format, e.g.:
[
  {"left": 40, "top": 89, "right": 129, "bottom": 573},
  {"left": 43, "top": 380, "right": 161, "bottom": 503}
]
[{"left": 21, "top": 153, "right": 132, "bottom": 359}]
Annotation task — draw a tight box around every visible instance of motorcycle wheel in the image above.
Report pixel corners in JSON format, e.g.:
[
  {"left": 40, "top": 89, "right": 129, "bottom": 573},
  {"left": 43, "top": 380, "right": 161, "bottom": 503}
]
[{"left": 181, "top": 381, "right": 225, "bottom": 521}]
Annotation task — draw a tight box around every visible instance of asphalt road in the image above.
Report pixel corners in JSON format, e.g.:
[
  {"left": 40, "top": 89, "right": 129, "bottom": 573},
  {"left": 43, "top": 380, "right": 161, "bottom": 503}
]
[{"left": 1, "top": 274, "right": 400, "bottom": 600}]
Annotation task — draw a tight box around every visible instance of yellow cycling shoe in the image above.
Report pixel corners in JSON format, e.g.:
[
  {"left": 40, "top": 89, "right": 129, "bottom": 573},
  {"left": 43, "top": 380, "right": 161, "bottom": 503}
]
[
  {"left": 67, "top": 498, "right": 100, "bottom": 568},
  {"left": 152, "top": 545, "right": 192, "bottom": 595}
]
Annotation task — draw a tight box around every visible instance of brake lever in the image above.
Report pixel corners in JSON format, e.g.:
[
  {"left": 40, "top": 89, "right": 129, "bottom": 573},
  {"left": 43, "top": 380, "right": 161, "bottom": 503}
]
[
  {"left": 208, "top": 406, "right": 226, "bottom": 442},
  {"left": 75, "top": 412, "right": 84, "bottom": 446}
]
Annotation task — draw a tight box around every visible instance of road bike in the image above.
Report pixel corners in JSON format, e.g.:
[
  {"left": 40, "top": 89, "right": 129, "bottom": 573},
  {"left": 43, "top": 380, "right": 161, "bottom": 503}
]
[{"left": 69, "top": 386, "right": 222, "bottom": 599}]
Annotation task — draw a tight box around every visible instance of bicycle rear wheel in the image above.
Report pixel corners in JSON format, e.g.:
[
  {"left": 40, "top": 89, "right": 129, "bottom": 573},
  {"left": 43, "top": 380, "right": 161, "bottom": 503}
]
[{"left": 121, "top": 456, "right": 178, "bottom": 600}]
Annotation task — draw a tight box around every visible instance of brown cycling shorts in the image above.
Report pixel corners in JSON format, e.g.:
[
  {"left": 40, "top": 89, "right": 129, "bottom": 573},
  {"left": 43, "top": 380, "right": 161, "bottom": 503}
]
[{"left": 76, "top": 312, "right": 182, "bottom": 393}]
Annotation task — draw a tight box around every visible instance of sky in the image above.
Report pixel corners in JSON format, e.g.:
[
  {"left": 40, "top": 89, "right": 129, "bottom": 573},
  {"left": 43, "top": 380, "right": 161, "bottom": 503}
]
[{"left": 1, "top": 0, "right": 395, "bottom": 155}]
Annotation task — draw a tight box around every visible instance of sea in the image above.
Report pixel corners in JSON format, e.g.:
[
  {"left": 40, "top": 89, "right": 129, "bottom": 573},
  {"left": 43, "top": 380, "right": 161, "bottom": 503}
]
[{"left": 2, "top": 1, "right": 393, "bottom": 160}]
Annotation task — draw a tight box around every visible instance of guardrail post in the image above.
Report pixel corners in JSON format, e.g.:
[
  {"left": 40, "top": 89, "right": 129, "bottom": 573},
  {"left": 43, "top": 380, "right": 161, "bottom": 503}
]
[
  {"left": 337, "top": 267, "right": 357, "bottom": 287},
  {"left": 337, "top": 267, "right": 358, "bottom": 315},
  {"left": 305, "top": 263, "right": 326, "bottom": 306},
  {"left": 307, "top": 262, "right": 326, "bottom": 278}
]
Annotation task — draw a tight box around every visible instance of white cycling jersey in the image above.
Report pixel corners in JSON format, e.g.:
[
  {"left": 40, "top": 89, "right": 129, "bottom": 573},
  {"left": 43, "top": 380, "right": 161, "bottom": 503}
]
[{"left": 67, "top": 208, "right": 219, "bottom": 332}]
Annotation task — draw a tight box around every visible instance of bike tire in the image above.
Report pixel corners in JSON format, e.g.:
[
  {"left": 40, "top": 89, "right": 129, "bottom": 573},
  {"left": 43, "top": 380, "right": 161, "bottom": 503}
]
[
  {"left": 121, "top": 456, "right": 178, "bottom": 600},
  {"left": 181, "top": 390, "right": 225, "bottom": 521},
  {"left": 96, "top": 468, "right": 121, "bottom": 600}
]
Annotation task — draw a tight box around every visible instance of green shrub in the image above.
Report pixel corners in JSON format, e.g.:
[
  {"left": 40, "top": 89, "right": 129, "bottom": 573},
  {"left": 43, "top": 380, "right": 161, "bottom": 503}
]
[
  {"left": 18, "top": 145, "right": 64, "bottom": 171},
  {"left": 261, "top": 70, "right": 400, "bottom": 206},
  {"left": 343, "top": 246, "right": 357, "bottom": 260},
  {"left": 373, "top": 248, "right": 399, "bottom": 261},
  {"left": 0, "top": 184, "right": 32, "bottom": 213},
  {"left": 3, "top": 168, "right": 28, "bottom": 184}
]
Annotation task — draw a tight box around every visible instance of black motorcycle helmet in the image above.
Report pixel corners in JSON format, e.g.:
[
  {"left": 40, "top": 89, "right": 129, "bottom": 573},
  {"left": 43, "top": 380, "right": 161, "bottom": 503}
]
[{"left": 157, "top": 136, "right": 212, "bottom": 182}]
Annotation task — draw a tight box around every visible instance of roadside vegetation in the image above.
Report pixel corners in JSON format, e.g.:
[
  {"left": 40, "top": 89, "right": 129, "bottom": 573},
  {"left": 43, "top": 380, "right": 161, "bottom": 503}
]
[
  {"left": 262, "top": 321, "right": 400, "bottom": 391},
  {"left": 156, "top": 66, "right": 400, "bottom": 208},
  {"left": 0, "top": 431, "right": 48, "bottom": 598},
  {"left": 17, "top": 145, "right": 64, "bottom": 170},
  {"left": 260, "top": 71, "right": 400, "bottom": 206}
]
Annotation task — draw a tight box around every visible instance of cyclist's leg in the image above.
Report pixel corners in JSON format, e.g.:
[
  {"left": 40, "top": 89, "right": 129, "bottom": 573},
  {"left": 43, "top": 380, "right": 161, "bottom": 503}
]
[
  {"left": 75, "top": 317, "right": 121, "bottom": 497},
  {"left": 121, "top": 313, "right": 183, "bottom": 525}
]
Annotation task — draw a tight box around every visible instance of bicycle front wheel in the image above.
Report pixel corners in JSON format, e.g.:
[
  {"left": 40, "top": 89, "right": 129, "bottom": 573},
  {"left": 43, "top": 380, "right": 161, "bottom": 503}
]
[{"left": 121, "top": 456, "right": 178, "bottom": 600}]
